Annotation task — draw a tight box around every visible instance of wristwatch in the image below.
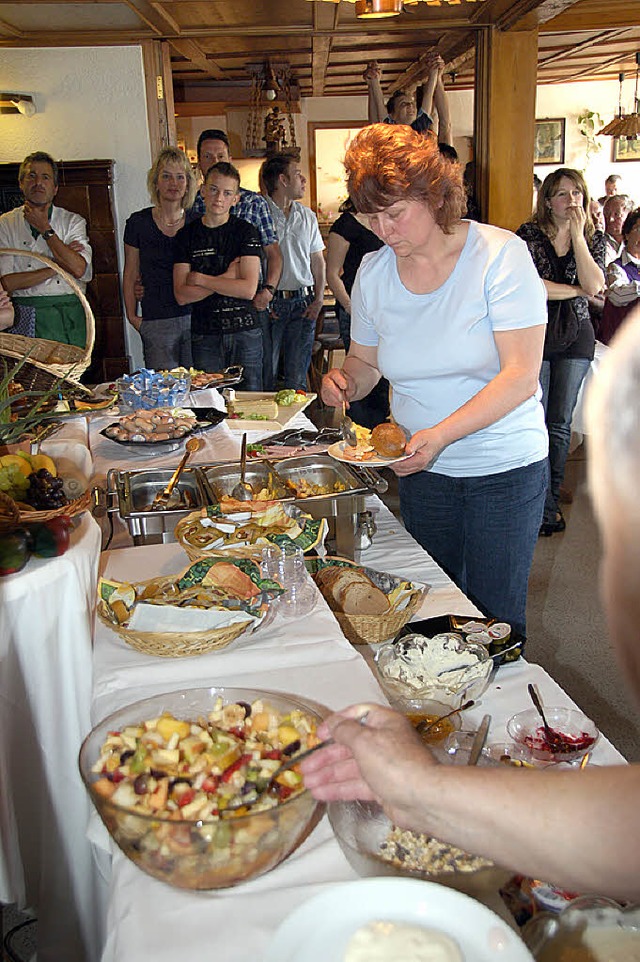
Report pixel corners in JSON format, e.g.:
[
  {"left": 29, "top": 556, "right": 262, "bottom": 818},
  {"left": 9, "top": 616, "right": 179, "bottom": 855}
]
[
  {"left": 41, "top": 228, "right": 56, "bottom": 240},
  {"left": 263, "top": 284, "right": 276, "bottom": 294}
]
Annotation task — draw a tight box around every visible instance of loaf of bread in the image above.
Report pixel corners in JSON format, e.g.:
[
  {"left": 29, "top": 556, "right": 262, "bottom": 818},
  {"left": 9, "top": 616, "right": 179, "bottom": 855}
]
[{"left": 314, "top": 565, "right": 390, "bottom": 615}]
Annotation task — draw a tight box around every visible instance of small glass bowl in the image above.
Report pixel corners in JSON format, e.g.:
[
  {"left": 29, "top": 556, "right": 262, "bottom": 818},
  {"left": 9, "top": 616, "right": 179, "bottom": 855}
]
[
  {"left": 522, "top": 895, "right": 640, "bottom": 958},
  {"left": 506, "top": 707, "right": 599, "bottom": 765},
  {"left": 375, "top": 632, "right": 492, "bottom": 711}
]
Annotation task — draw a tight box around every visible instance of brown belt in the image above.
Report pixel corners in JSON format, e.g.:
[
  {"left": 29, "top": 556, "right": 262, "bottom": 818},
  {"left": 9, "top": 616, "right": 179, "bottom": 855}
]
[{"left": 274, "top": 286, "right": 314, "bottom": 300}]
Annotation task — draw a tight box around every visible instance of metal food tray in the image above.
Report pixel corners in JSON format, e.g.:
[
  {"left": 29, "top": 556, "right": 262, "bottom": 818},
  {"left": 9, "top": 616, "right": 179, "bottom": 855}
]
[
  {"left": 106, "top": 467, "right": 209, "bottom": 545},
  {"left": 200, "top": 460, "right": 290, "bottom": 503},
  {"left": 272, "top": 454, "right": 369, "bottom": 500}
]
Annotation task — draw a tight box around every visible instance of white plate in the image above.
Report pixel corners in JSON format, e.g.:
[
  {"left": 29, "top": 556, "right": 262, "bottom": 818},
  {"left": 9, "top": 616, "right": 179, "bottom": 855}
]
[
  {"left": 327, "top": 440, "right": 413, "bottom": 467},
  {"left": 264, "top": 877, "right": 534, "bottom": 962}
]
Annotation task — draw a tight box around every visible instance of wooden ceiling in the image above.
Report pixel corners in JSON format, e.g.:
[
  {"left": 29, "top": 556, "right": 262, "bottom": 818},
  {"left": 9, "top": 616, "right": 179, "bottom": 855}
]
[{"left": 1, "top": 0, "right": 639, "bottom": 108}]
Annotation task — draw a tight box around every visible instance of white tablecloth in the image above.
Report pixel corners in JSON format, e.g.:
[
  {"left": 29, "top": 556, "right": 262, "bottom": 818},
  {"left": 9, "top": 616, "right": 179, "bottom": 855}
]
[
  {"left": 88, "top": 499, "right": 624, "bottom": 962},
  {"left": 0, "top": 512, "right": 106, "bottom": 962}
]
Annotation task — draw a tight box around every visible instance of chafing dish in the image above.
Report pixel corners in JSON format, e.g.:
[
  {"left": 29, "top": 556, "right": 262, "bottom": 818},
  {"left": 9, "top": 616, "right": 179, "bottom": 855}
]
[
  {"left": 202, "top": 454, "right": 385, "bottom": 559},
  {"left": 106, "top": 467, "right": 209, "bottom": 545}
]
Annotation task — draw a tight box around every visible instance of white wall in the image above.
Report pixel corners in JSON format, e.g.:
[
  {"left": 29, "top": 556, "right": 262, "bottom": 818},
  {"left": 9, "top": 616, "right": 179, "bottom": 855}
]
[
  {"left": 0, "top": 46, "right": 152, "bottom": 369},
  {"left": 535, "top": 80, "right": 640, "bottom": 202}
]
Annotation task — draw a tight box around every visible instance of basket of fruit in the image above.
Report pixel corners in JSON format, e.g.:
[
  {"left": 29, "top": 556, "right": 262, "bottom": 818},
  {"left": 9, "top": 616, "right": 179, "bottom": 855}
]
[{"left": 0, "top": 450, "right": 90, "bottom": 529}]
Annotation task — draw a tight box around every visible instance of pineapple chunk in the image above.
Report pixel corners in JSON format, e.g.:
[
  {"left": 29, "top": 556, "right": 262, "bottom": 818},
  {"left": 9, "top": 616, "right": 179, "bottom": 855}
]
[
  {"left": 156, "top": 714, "right": 191, "bottom": 742},
  {"left": 277, "top": 724, "right": 300, "bottom": 747}
]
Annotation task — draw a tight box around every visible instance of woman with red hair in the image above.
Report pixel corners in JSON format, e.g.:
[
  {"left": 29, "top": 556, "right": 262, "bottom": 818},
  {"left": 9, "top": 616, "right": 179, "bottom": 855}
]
[{"left": 322, "top": 124, "right": 548, "bottom": 640}]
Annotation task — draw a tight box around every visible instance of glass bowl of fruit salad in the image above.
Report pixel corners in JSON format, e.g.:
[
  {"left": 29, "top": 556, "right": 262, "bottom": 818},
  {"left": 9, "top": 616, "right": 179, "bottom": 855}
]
[{"left": 79, "top": 686, "right": 326, "bottom": 889}]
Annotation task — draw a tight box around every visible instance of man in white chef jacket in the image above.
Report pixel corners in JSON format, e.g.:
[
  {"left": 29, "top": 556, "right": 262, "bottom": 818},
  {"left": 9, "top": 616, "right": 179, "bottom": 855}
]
[{"left": 0, "top": 150, "right": 92, "bottom": 347}]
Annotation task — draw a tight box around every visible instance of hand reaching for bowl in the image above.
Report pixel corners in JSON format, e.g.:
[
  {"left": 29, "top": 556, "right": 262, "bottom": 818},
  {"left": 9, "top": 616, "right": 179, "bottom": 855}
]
[{"left": 300, "top": 703, "right": 439, "bottom": 828}]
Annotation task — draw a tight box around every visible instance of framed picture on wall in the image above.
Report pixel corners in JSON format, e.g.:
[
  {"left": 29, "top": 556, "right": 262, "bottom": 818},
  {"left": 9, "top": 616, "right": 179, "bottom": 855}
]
[
  {"left": 534, "top": 118, "right": 566, "bottom": 165},
  {"left": 612, "top": 138, "right": 640, "bottom": 162}
]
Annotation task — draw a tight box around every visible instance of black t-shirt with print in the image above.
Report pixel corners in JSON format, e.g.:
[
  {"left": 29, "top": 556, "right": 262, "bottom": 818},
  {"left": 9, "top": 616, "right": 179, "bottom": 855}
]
[{"left": 174, "top": 215, "right": 262, "bottom": 334}]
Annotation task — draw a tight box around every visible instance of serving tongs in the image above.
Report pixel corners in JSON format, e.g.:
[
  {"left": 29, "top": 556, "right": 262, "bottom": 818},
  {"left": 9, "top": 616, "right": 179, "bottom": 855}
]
[
  {"left": 340, "top": 399, "right": 358, "bottom": 448},
  {"left": 150, "top": 436, "right": 202, "bottom": 510}
]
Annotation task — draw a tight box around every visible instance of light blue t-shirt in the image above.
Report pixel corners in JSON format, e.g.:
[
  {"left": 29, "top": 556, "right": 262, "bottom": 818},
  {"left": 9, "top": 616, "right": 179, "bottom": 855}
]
[{"left": 350, "top": 221, "right": 549, "bottom": 477}]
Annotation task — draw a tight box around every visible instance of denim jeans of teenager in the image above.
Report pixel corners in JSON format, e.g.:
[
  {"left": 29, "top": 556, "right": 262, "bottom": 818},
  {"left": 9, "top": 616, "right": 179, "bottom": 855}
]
[
  {"left": 270, "top": 295, "right": 315, "bottom": 392},
  {"left": 398, "top": 459, "right": 548, "bottom": 638},
  {"left": 337, "top": 306, "right": 390, "bottom": 430},
  {"left": 140, "top": 316, "right": 192, "bottom": 370},
  {"left": 191, "top": 328, "right": 263, "bottom": 391},
  {"left": 257, "top": 309, "right": 274, "bottom": 392},
  {"left": 540, "top": 356, "right": 591, "bottom": 524}
]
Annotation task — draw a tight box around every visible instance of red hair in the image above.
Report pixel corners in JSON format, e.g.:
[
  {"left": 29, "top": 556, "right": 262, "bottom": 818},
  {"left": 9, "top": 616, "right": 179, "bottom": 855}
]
[{"left": 344, "top": 124, "right": 466, "bottom": 233}]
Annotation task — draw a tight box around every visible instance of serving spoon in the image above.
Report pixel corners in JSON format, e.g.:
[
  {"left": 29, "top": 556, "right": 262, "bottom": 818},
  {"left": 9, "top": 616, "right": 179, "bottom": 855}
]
[
  {"left": 150, "top": 436, "right": 202, "bottom": 510},
  {"left": 527, "top": 683, "right": 568, "bottom": 752},
  {"left": 415, "top": 699, "right": 475, "bottom": 736},
  {"left": 231, "top": 433, "right": 254, "bottom": 501}
]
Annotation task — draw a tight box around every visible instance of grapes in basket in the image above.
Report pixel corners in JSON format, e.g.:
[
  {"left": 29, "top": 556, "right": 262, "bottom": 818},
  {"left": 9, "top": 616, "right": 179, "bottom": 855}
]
[{"left": 25, "top": 468, "right": 68, "bottom": 510}]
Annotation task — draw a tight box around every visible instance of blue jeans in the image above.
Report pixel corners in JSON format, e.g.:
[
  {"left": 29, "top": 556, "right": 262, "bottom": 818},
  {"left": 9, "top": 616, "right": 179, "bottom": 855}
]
[
  {"left": 270, "top": 295, "right": 316, "bottom": 392},
  {"left": 540, "top": 357, "right": 591, "bottom": 523},
  {"left": 399, "top": 459, "right": 548, "bottom": 638},
  {"left": 257, "top": 309, "right": 274, "bottom": 392},
  {"left": 140, "top": 315, "right": 192, "bottom": 370},
  {"left": 191, "top": 328, "right": 263, "bottom": 391},
  {"left": 337, "top": 306, "right": 390, "bottom": 430}
]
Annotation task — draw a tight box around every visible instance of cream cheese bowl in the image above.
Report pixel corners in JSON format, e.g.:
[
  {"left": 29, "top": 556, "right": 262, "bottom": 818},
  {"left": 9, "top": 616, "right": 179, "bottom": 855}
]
[
  {"left": 79, "top": 686, "right": 326, "bottom": 889},
  {"left": 375, "top": 632, "right": 492, "bottom": 711}
]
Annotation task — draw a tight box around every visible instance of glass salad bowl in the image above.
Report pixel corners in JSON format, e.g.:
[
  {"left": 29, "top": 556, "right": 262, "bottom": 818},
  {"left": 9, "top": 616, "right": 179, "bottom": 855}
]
[{"left": 79, "top": 686, "right": 325, "bottom": 890}]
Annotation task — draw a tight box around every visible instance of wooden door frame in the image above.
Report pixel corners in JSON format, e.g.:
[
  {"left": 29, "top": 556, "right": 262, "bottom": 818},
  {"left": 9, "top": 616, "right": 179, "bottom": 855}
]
[{"left": 307, "top": 120, "right": 366, "bottom": 213}]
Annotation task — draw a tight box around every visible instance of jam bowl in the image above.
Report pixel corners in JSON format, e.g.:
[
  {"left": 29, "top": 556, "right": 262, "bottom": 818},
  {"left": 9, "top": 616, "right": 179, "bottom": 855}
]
[{"left": 506, "top": 707, "right": 599, "bottom": 765}]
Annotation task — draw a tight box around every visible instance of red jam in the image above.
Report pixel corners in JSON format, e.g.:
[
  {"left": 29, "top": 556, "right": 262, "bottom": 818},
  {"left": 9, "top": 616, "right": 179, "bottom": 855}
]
[{"left": 524, "top": 725, "right": 595, "bottom": 755}]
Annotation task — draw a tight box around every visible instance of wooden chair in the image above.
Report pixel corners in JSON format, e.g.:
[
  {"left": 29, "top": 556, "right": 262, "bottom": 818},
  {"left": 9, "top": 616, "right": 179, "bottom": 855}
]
[{"left": 308, "top": 299, "right": 344, "bottom": 398}]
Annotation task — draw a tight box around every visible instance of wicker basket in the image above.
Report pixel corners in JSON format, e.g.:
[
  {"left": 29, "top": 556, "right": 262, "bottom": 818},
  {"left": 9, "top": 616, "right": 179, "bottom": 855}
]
[
  {"left": 97, "top": 609, "right": 250, "bottom": 658},
  {"left": 174, "top": 506, "right": 327, "bottom": 564},
  {"left": 97, "top": 570, "right": 255, "bottom": 658},
  {"left": 0, "top": 247, "right": 95, "bottom": 380},
  {"left": 334, "top": 590, "right": 425, "bottom": 646},
  {"left": 0, "top": 487, "right": 92, "bottom": 530},
  {"left": 308, "top": 556, "right": 427, "bottom": 646}
]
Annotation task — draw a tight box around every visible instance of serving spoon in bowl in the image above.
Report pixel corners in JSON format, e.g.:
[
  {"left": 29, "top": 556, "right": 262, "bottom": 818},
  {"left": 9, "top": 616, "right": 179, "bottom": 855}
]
[
  {"left": 231, "top": 433, "right": 254, "bottom": 501},
  {"left": 415, "top": 699, "right": 475, "bottom": 736},
  {"left": 150, "top": 436, "right": 203, "bottom": 510},
  {"left": 527, "top": 683, "right": 569, "bottom": 752}
]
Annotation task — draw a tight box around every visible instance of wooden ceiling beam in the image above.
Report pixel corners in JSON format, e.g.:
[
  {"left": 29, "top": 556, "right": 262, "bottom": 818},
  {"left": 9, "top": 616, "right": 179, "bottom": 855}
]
[
  {"left": 123, "top": 0, "right": 170, "bottom": 36},
  {"left": 311, "top": 2, "right": 339, "bottom": 97},
  {"left": 168, "top": 38, "right": 224, "bottom": 79},
  {"left": 550, "top": 49, "right": 634, "bottom": 82},
  {"left": 0, "top": 16, "right": 23, "bottom": 38},
  {"left": 538, "top": 28, "right": 633, "bottom": 67}
]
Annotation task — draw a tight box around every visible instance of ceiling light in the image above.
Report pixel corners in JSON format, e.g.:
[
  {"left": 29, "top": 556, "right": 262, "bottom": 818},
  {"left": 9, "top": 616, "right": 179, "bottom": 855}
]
[
  {"left": 599, "top": 56, "right": 640, "bottom": 139},
  {"left": 355, "top": 0, "right": 402, "bottom": 17}
]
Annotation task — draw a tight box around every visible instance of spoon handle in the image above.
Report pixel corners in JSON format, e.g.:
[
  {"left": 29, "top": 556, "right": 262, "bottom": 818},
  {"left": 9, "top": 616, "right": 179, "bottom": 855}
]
[{"left": 240, "top": 432, "right": 247, "bottom": 482}]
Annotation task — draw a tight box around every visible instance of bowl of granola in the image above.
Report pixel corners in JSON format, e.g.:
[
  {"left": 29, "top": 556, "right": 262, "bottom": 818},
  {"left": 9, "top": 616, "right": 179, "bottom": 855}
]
[
  {"left": 328, "top": 799, "right": 509, "bottom": 900},
  {"left": 79, "top": 686, "right": 325, "bottom": 889}
]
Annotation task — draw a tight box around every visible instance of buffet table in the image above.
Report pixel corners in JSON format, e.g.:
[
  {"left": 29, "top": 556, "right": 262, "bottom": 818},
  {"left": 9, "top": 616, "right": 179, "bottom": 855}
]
[
  {"left": 88, "top": 499, "right": 625, "bottom": 962},
  {"left": 0, "top": 511, "right": 106, "bottom": 962}
]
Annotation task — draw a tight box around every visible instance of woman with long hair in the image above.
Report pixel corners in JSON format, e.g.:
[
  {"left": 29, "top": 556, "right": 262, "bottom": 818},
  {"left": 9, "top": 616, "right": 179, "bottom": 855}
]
[
  {"left": 322, "top": 124, "right": 549, "bottom": 640},
  {"left": 123, "top": 146, "right": 197, "bottom": 369},
  {"left": 517, "top": 168, "right": 605, "bottom": 536}
]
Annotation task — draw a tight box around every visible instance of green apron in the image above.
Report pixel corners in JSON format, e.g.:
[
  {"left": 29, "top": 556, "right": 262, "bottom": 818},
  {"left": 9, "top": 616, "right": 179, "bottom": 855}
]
[{"left": 12, "top": 294, "right": 86, "bottom": 348}]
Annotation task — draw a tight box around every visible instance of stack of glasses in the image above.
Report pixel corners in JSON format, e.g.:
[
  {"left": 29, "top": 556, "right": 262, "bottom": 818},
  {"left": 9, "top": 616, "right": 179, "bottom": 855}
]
[{"left": 261, "top": 543, "right": 316, "bottom": 618}]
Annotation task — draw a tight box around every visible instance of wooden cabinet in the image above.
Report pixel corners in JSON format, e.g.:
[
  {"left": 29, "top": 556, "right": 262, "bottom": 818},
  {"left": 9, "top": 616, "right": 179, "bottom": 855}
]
[{"left": 0, "top": 159, "right": 128, "bottom": 382}]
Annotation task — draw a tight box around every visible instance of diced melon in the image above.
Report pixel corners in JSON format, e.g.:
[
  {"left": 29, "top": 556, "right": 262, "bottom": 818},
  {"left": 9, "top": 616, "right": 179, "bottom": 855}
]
[
  {"left": 277, "top": 724, "right": 300, "bottom": 747},
  {"left": 156, "top": 715, "right": 191, "bottom": 742}
]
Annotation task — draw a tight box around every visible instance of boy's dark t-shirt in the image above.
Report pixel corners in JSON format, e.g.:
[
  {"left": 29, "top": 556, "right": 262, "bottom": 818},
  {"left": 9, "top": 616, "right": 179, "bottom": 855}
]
[{"left": 174, "top": 215, "right": 262, "bottom": 334}]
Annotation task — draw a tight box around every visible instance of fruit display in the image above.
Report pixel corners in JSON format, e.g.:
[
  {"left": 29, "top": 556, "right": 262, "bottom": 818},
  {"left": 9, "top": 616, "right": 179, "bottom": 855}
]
[
  {"left": 0, "top": 517, "right": 73, "bottom": 576},
  {"left": 0, "top": 451, "right": 83, "bottom": 510}
]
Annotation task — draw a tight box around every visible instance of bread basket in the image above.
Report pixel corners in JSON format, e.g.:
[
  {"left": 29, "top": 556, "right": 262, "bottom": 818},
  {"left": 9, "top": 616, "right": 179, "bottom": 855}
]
[
  {"left": 175, "top": 503, "right": 328, "bottom": 563},
  {"left": 97, "top": 557, "right": 283, "bottom": 658},
  {"left": 306, "top": 556, "right": 427, "bottom": 646}
]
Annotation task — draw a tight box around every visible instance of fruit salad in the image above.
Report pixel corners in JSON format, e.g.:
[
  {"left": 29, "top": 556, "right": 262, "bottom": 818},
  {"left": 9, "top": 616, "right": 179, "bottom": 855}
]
[
  {"left": 90, "top": 697, "right": 319, "bottom": 819},
  {"left": 85, "top": 696, "right": 323, "bottom": 889}
]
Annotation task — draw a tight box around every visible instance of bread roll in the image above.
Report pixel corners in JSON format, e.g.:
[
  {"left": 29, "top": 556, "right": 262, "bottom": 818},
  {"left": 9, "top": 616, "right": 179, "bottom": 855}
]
[{"left": 371, "top": 423, "right": 406, "bottom": 458}]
